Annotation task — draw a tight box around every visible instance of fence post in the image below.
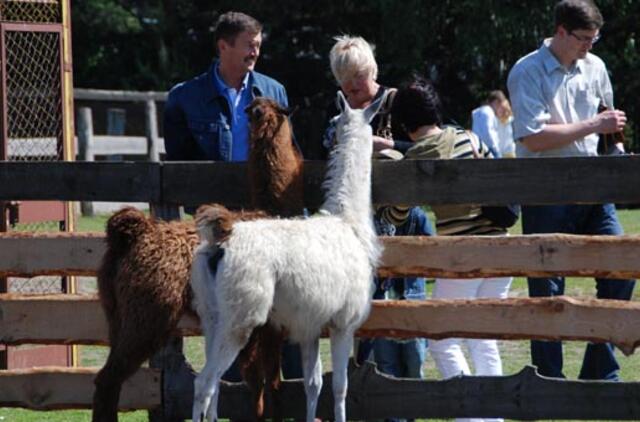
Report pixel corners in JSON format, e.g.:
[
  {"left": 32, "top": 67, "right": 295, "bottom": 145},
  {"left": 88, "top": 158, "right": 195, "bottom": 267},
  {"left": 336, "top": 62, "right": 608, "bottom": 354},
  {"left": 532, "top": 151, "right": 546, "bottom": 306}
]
[
  {"left": 76, "top": 107, "right": 94, "bottom": 217},
  {"left": 107, "top": 108, "right": 126, "bottom": 161},
  {"left": 145, "top": 99, "right": 160, "bottom": 162},
  {"left": 148, "top": 202, "right": 190, "bottom": 422}
]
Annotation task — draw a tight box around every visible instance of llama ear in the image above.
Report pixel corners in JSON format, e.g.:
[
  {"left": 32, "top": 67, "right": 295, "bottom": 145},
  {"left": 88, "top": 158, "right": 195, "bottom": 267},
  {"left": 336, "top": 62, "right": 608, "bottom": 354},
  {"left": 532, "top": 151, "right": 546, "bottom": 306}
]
[
  {"left": 336, "top": 90, "right": 349, "bottom": 113},
  {"left": 363, "top": 91, "right": 387, "bottom": 123}
]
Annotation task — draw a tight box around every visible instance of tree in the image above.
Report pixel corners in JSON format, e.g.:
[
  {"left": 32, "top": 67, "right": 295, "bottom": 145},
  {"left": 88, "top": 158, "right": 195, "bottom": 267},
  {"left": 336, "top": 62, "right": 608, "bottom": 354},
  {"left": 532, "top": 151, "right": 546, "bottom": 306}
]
[{"left": 72, "top": 1, "right": 640, "bottom": 153}]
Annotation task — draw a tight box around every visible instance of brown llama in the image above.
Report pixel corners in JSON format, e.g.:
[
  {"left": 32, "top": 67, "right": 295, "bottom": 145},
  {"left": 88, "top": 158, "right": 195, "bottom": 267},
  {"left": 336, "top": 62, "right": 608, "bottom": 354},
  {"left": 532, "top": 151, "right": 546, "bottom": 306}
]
[{"left": 92, "top": 97, "right": 303, "bottom": 422}]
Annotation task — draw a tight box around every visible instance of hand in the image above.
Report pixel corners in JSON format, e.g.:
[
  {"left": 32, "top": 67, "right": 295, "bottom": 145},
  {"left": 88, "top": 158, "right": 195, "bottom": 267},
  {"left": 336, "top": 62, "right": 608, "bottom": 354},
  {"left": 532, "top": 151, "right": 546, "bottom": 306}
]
[
  {"left": 372, "top": 135, "right": 394, "bottom": 151},
  {"left": 595, "top": 109, "right": 627, "bottom": 134}
]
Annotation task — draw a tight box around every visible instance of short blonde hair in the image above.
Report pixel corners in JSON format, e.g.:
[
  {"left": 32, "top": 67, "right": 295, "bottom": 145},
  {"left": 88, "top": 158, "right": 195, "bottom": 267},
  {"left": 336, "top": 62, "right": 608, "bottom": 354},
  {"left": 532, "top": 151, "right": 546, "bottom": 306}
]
[{"left": 329, "top": 35, "right": 378, "bottom": 85}]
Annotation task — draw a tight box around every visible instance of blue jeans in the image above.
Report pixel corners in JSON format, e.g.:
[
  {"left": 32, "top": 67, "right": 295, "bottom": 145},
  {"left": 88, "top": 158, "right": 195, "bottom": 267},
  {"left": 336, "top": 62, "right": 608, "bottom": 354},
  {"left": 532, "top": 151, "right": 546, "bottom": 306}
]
[
  {"left": 522, "top": 203, "right": 635, "bottom": 380},
  {"left": 373, "top": 338, "right": 426, "bottom": 379}
]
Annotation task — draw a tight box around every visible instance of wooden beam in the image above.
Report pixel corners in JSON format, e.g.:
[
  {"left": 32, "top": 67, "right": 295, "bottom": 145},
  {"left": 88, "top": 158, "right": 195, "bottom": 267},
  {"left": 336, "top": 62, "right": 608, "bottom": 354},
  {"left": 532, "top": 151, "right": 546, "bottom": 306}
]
[
  {"left": 2, "top": 362, "right": 639, "bottom": 419},
  {"left": 0, "top": 367, "right": 160, "bottom": 410},
  {"left": 361, "top": 297, "right": 640, "bottom": 355},
  {"left": 92, "top": 135, "right": 165, "bottom": 156},
  {"left": 0, "top": 294, "right": 108, "bottom": 345},
  {"left": 0, "top": 162, "right": 160, "bottom": 202},
  {"left": 378, "top": 234, "right": 640, "bottom": 279},
  {"left": 2, "top": 233, "right": 639, "bottom": 279},
  {"left": 0, "top": 232, "right": 103, "bottom": 277},
  {"left": 163, "top": 361, "right": 640, "bottom": 420},
  {"left": 3, "top": 295, "right": 640, "bottom": 354},
  {"left": 373, "top": 155, "right": 640, "bottom": 205},
  {"left": 74, "top": 88, "right": 167, "bottom": 102},
  {"left": 0, "top": 156, "right": 639, "bottom": 204},
  {"left": 161, "top": 161, "right": 251, "bottom": 208},
  {"left": 162, "top": 156, "right": 640, "bottom": 206}
]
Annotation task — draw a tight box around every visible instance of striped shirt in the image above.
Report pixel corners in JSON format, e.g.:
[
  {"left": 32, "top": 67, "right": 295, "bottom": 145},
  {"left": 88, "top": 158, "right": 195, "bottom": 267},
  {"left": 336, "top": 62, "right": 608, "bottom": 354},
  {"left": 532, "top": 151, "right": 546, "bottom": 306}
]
[{"left": 381, "top": 126, "right": 507, "bottom": 236}]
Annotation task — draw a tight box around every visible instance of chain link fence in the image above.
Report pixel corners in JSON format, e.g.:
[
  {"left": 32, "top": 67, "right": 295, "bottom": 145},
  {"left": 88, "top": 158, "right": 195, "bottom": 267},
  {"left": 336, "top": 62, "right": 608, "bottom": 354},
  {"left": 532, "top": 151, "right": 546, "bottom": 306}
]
[
  {"left": 2, "top": 0, "right": 66, "bottom": 294},
  {"left": 6, "top": 30, "right": 62, "bottom": 161},
  {"left": 0, "top": 0, "right": 61, "bottom": 24}
]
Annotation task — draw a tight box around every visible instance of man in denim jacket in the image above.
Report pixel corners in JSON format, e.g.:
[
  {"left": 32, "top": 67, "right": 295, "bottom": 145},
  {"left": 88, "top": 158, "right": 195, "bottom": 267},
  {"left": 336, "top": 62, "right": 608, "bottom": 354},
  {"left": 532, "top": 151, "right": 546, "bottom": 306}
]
[
  {"left": 164, "top": 11, "right": 288, "bottom": 162},
  {"left": 163, "top": 11, "right": 301, "bottom": 383}
]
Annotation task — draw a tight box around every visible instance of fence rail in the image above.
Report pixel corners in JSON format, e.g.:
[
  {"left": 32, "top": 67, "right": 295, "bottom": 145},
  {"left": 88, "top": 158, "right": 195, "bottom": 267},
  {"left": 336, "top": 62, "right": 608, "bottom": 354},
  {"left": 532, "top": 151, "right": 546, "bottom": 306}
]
[
  {"left": 1, "top": 232, "right": 639, "bottom": 279},
  {"left": 2, "top": 293, "right": 640, "bottom": 354},
  {"left": 2, "top": 360, "right": 640, "bottom": 420},
  {"left": 0, "top": 156, "right": 640, "bottom": 205},
  {"left": 74, "top": 88, "right": 167, "bottom": 102}
]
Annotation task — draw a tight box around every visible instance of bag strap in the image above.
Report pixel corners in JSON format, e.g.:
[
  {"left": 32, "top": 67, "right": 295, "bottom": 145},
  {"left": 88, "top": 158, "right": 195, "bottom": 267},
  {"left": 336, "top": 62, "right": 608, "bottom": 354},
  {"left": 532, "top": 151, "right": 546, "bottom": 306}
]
[{"left": 376, "top": 88, "right": 397, "bottom": 140}]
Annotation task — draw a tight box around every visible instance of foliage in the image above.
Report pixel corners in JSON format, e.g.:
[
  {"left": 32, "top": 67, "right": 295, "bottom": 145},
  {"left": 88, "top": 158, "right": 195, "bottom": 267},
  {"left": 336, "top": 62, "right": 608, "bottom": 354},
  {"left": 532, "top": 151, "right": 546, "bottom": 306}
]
[{"left": 71, "top": 1, "right": 640, "bottom": 154}]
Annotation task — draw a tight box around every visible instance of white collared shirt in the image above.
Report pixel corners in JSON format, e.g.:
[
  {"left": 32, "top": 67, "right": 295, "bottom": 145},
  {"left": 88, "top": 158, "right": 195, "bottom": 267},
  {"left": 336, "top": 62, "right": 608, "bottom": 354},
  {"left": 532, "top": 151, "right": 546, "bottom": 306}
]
[{"left": 507, "top": 38, "right": 613, "bottom": 157}]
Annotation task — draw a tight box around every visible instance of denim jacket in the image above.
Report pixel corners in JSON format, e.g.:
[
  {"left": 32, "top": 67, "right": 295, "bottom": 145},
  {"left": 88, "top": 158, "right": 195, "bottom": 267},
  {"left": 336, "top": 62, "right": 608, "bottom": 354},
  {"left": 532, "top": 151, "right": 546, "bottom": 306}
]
[
  {"left": 374, "top": 207, "right": 434, "bottom": 301},
  {"left": 164, "top": 61, "right": 289, "bottom": 161}
]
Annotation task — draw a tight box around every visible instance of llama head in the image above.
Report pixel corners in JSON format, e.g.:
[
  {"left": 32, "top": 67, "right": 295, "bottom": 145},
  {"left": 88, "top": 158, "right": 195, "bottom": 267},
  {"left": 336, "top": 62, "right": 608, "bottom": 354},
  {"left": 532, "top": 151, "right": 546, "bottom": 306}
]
[
  {"left": 333, "top": 90, "right": 386, "bottom": 153},
  {"left": 245, "top": 97, "right": 292, "bottom": 146}
]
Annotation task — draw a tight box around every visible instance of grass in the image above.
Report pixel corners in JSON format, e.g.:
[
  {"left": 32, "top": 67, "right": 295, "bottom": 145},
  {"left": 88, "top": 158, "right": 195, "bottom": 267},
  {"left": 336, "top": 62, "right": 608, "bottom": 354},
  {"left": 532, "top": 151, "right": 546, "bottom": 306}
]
[{"left": 3, "top": 207, "right": 639, "bottom": 421}]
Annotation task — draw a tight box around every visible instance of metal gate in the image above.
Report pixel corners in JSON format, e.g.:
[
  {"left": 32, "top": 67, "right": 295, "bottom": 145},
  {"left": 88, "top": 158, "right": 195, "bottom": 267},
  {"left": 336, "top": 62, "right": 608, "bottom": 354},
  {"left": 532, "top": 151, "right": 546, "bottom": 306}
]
[{"left": 0, "top": 0, "right": 75, "bottom": 368}]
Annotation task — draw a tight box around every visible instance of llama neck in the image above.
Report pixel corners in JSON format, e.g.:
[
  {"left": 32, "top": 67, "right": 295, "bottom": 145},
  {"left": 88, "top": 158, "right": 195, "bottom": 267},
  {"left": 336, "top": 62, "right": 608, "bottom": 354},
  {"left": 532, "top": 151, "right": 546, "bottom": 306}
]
[{"left": 321, "top": 127, "right": 373, "bottom": 224}]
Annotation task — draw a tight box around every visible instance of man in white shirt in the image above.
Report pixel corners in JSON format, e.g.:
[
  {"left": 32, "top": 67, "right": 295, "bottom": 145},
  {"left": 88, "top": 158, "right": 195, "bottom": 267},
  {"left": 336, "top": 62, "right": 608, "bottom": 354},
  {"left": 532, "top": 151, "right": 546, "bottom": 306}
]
[{"left": 507, "top": 0, "right": 635, "bottom": 382}]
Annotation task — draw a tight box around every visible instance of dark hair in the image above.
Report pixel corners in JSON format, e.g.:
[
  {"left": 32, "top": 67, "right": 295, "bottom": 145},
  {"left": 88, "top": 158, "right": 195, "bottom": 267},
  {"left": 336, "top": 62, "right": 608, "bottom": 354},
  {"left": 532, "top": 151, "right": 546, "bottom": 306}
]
[
  {"left": 554, "top": 0, "right": 603, "bottom": 32},
  {"left": 214, "top": 11, "right": 262, "bottom": 47},
  {"left": 391, "top": 76, "right": 442, "bottom": 133}
]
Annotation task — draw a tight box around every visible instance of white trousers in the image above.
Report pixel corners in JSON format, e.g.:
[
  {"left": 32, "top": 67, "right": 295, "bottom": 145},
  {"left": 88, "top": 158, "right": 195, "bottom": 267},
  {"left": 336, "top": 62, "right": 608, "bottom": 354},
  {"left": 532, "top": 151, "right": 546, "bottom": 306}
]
[{"left": 429, "top": 276, "right": 513, "bottom": 422}]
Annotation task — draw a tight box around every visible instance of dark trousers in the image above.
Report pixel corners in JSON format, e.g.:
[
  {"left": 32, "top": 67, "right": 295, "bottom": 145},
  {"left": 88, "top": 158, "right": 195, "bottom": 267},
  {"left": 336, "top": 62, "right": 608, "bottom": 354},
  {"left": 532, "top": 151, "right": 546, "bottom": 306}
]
[
  {"left": 222, "top": 341, "right": 303, "bottom": 382},
  {"left": 523, "top": 203, "right": 635, "bottom": 380}
]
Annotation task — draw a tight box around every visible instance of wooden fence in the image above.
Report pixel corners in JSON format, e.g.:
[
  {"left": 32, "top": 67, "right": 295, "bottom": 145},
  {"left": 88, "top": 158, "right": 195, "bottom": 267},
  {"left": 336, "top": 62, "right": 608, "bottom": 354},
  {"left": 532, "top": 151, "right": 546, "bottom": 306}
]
[
  {"left": 74, "top": 88, "right": 167, "bottom": 164},
  {"left": 0, "top": 158, "right": 640, "bottom": 419}
]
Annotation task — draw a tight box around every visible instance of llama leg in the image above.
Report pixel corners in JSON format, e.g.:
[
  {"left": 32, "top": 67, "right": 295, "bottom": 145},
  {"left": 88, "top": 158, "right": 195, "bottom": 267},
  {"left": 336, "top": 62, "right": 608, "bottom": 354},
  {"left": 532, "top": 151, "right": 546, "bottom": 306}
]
[
  {"left": 92, "top": 341, "right": 149, "bottom": 422},
  {"left": 93, "top": 310, "right": 167, "bottom": 422},
  {"left": 238, "top": 328, "right": 265, "bottom": 422},
  {"left": 194, "top": 327, "right": 252, "bottom": 422},
  {"left": 330, "top": 329, "right": 353, "bottom": 422},
  {"left": 300, "top": 338, "right": 322, "bottom": 422},
  {"left": 262, "top": 326, "right": 284, "bottom": 422}
]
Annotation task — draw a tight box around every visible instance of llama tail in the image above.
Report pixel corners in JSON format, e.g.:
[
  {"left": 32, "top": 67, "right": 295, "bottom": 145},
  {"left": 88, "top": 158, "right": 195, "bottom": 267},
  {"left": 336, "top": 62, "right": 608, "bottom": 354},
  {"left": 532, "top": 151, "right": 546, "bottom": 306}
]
[
  {"left": 104, "top": 206, "right": 152, "bottom": 251},
  {"left": 194, "top": 203, "right": 237, "bottom": 245},
  {"left": 98, "top": 207, "right": 152, "bottom": 328}
]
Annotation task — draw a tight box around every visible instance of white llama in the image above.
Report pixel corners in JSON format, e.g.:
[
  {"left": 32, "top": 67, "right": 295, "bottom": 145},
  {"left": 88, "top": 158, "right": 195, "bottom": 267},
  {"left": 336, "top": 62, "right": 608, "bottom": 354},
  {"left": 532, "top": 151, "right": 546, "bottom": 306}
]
[{"left": 190, "top": 90, "right": 384, "bottom": 422}]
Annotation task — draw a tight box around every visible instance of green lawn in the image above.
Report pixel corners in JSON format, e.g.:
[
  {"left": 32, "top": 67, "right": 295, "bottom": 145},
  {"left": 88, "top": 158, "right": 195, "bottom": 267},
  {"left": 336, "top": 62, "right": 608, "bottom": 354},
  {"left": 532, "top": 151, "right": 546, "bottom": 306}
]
[{"left": 3, "top": 207, "right": 639, "bottom": 421}]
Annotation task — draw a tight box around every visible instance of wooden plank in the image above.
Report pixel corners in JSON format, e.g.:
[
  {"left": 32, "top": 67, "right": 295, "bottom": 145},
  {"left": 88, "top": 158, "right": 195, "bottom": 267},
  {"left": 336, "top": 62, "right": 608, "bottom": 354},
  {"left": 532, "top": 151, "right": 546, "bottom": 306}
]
[
  {"left": 0, "top": 156, "right": 639, "bottom": 204},
  {"left": 0, "top": 362, "right": 638, "bottom": 419},
  {"left": 161, "top": 161, "right": 251, "bottom": 208},
  {"left": 0, "top": 367, "right": 160, "bottom": 410},
  {"left": 91, "top": 136, "right": 166, "bottom": 156},
  {"left": 0, "top": 232, "right": 103, "bottom": 277},
  {"left": 163, "top": 156, "right": 640, "bottom": 206},
  {"left": 0, "top": 294, "right": 108, "bottom": 345},
  {"left": 0, "top": 162, "right": 160, "bottom": 202},
  {"left": 74, "top": 88, "right": 167, "bottom": 102},
  {"left": 4, "top": 295, "right": 640, "bottom": 354},
  {"left": 162, "top": 361, "right": 640, "bottom": 420},
  {"left": 378, "top": 234, "right": 640, "bottom": 279},
  {"left": 2, "top": 233, "right": 639, "bottom": 279},
  {"left": 374, "top": 155, "right": 640, "bottom": 205},
  {"left": 360, "top": 297, "right": 640, "bottom": 355}
]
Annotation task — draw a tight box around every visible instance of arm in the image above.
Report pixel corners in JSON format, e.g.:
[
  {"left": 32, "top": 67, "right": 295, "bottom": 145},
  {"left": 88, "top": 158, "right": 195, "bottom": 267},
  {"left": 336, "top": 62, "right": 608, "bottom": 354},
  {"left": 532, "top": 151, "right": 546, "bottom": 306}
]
[
  {"left": 163, "top": 88, "right": 194, "bottom": 161},
  {"left": 472, "top": 107, "right": 501, "bottom": 157},
  {"left": 508, "top": 64, "right": 626, "bottom": 153},
  {"left": 521, "top": 110, "right": 626, "bottom": 152}
]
